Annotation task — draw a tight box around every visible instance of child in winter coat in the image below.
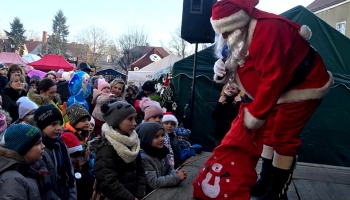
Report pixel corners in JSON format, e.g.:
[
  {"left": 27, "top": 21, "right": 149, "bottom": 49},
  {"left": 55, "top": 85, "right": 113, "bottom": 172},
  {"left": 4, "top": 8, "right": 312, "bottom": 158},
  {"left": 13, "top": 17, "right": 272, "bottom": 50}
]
[
  {"left": 34, "top": 104, "right": 77, "bottom": 200},
  {"left": 92, "top": 78, "right": 113, "bottom": 136},
  {"left": 139, "top": 97, "right": 175, "bottom": 167},
  {"left": 15, "top": 96, "right": 38, "bottom": 125},
  {"left": 162, "top": 112, "right": 182, "bottom": 169},
  {"left": 88, "top": 101, "right": 146, "bottom": 200},
  {"left": 0, "top": 124, "right": 55, "bottom": 200},
  {"left": 175, "top": 128, "right": 203, "bottom": 163},
  {"left": 136, "top": 122, "right": 186, "bottom": 192},
  {"left": 64, "top": 104, "right": 95, "bottom": 200}
]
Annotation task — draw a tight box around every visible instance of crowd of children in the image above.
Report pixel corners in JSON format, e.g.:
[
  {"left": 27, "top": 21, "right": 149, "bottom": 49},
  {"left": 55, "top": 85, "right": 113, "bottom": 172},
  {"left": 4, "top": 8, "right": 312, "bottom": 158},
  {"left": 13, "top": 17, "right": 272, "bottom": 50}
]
[{"left": 0, "top": 65, "right": 202, "bottom": 200}]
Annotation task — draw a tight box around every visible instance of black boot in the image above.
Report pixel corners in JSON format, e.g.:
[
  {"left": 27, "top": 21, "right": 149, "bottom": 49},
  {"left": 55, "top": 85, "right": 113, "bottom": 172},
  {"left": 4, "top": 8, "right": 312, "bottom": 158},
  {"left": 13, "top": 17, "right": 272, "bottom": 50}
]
[
  {"left": 258, "top": 158, "right": 296, "bottom": 200},
  {"left": 250, "top": 158, "right": 273, "bottom": 197}
]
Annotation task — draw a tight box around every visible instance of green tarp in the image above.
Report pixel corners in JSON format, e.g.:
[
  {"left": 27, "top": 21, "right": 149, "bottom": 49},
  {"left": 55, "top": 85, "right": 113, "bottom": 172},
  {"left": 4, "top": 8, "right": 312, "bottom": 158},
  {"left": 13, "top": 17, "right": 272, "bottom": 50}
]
[{"left": 172, "top": 6, "right": 350, "bottom": 166}]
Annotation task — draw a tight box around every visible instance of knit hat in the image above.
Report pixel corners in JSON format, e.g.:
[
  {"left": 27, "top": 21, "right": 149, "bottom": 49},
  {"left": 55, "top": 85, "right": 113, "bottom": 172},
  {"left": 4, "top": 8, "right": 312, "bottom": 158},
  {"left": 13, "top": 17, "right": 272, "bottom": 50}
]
[
  {"left": 102, "top": 101, "right": 136, "bottom": 129},
  {"left": 162, "top": 112, "right": 178, "bottom": 127},
  {"left": 4, "top": 124, "right": 41, "bottom": 156},
  {"left": 139, "top": 98, "right": 164, "bottom": 121},
  {"left": 62, "top": 71, "right": 72, "bottom": 82},
  {"left": 210, "top": 0, "right": 311, "bottom": 40},
  {"left": 17, "top": 97, "right": 39, "bottom": 120},
  {"left": 98, "top": 79, "right": 111, "bottom": 91},
  {"left": 34, "top": 104, "right": 63, "bottom": 130},
  {"left": 66, "top": 104, "right": 91, "bottom": 126},
  {"left": 0, "top": 112, "right": 7, "bottom": 133},
  {"left": 0, "top": 63, "right": 8, "bottom": 69},
  {"left": 136, "top": 122, "right": 164, "bottom": 147},
  {"left": 61, "top": 132, "right": 83, "bottom": 155},
  {"left": 142, "top": 81, "right": 155, "bottom": 93},
  {"left": 56, "top": 69, "right": 64, "bottom": 77}
]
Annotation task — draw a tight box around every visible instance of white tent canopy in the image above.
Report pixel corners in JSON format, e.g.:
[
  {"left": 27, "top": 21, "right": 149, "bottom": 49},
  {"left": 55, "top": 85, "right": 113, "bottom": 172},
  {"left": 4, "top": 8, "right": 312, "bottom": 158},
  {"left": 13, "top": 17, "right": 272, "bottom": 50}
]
[
  {"left": 22, "top": 54, "right": 41, "bottom": 63},
  {"left": 140, "top": 54, "right": 181, "bottom": 72}
]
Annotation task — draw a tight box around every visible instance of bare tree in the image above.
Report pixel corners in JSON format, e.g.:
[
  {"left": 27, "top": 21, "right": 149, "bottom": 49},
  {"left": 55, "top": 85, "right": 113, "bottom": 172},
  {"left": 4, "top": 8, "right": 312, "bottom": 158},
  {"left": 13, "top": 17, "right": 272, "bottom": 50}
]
[
  {"left": 25, "top": 29, "right": 41, "bottom": 41},
  {"left": 74, "top": 25, "right": 109, "bottom": 65},
  {"left": 67, "top": 42, "right": 92, "bottom": 64},
  {"left": 161, "top": 27, "right": 192, "bottom": 58},
  {"left": 106, "top": 40, "right": 121, "bottom": 63},
  {"left": 116, "top": 26, "right": 150, "bottom": 73}
]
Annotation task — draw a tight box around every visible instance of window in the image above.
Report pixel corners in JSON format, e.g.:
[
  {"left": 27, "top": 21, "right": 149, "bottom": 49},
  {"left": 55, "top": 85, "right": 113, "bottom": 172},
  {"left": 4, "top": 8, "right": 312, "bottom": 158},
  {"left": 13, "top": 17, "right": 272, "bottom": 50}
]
[{"left": 336, "top": 21, "right": 346, "bottom": 35}]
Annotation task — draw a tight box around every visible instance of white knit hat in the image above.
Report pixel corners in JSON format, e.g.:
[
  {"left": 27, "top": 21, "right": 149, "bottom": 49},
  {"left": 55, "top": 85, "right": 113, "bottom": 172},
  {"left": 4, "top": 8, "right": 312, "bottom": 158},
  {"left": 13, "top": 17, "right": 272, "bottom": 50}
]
[
  {"left": 162, "top": 112, "right": 178, "bottom": 128},
  {"left": 16, "top": 97, "right": 38, "bottom": 120}
]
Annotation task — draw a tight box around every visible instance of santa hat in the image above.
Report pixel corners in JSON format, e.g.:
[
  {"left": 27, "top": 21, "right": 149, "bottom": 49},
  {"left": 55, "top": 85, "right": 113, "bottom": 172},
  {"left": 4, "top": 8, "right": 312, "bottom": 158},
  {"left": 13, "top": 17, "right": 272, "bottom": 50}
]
[
  {"left": 61, "top": 132, "right": 83, "bottom": 155},
  {"left": 211, "top": 0, "right": 312, "bottom": 40},
  {"left": 162, "top": 112, "right": 178, "bottom": 127},
  {"left": 98, "top": 79, "right": 110, "bottom": 91}
]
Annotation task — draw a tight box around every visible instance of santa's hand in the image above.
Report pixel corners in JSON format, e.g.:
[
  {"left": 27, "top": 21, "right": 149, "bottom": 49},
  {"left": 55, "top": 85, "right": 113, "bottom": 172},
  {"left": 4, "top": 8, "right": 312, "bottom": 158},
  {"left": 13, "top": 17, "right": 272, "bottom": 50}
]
[{"left": 213, "top": 59, "right": 226, "bottom": 77}]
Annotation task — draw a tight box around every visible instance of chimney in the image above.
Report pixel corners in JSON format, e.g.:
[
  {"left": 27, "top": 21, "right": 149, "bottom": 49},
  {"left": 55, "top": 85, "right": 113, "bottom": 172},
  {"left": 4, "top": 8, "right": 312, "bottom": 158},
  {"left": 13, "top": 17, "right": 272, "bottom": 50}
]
[{"left": 42, "top": 31, "right": 48, "bottom": 55}]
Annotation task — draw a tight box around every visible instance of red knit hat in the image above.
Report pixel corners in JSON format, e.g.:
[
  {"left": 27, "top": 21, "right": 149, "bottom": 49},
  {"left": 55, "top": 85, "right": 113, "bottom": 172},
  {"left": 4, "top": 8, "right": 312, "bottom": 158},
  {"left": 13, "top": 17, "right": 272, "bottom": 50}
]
[
  {"left": 162, "top": 112, "right": 178, "bottom": 127},
  {"left": 211, "top": 0, "right": 312, "bottom": 40},
  {"left": 61, "top": 132, "right": 83, "bottom": 155}
]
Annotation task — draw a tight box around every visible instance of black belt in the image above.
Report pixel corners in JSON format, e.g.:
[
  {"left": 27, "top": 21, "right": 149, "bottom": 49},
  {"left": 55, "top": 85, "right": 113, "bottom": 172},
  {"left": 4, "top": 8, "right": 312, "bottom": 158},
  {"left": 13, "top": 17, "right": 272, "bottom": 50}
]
[{"left": 286, "top": 46, "right": 316, "bottom": 90}]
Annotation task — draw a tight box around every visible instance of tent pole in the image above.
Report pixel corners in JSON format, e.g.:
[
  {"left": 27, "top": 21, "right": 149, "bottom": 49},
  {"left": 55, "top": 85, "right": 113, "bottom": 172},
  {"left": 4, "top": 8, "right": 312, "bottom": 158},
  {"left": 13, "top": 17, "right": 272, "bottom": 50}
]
[{"left": 189, "top": 43, "right": 198, "bottom": 131}]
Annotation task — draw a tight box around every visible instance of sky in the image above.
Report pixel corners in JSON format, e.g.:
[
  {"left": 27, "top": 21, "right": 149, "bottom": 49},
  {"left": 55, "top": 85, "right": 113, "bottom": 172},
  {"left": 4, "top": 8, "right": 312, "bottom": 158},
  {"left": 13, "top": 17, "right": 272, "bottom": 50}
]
[{"left": 0, "top": 0, "right": 314, "bottom": 46}]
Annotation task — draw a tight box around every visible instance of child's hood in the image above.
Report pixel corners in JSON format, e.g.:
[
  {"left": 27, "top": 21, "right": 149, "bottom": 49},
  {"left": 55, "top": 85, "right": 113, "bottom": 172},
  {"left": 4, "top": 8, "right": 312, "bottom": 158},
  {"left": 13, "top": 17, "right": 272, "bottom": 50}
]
[{"left": 0, "top": 146, "right": 25, "bottom": 174}]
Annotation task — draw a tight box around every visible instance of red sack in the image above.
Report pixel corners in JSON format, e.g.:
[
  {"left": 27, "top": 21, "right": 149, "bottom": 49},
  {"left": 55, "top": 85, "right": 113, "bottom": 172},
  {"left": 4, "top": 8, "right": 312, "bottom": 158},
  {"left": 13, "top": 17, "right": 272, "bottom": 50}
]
[{"left": 193, "top": 103, "right": 263, "bottom": 200}]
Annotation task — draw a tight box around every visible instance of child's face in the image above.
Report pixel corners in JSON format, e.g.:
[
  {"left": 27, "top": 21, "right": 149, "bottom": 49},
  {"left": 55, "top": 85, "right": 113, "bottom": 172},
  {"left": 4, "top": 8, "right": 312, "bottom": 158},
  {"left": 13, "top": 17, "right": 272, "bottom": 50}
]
[
  {"left": 151, "top": 129, "right": 165, "bottom": 149},
  {"left": 88, "top": 122, "right": 95, "bottom": 133},
  {"left": 23, "top": 138, "right": 45, "bottom": 164},
  {"left": 0, "top": 68, "right": 7, "bottom": 75},
  {"left": 74, "top": 117, "right": 90, "bottom": 131},
  {"left": 147, "top": 115, "right": 163, "bottom": 124},
  {"left": 162, "top": 121, "right": 175, "bottom": 134},
  {"left": 42, "top": 120, "right": 62, "bottom": 139},
  {"left": 118, "top": 113, "right": 137, "bottom": 135},
  {"left": 102, "top": 87, "right": 110, "bottom": 93}
]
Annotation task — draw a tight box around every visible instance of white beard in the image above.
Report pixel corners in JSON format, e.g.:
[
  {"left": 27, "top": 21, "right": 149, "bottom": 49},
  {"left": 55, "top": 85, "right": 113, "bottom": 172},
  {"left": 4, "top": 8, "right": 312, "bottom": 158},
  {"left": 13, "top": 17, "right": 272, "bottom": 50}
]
[{"left": 214, "top": 28, "right": 248, "bottom": 85}]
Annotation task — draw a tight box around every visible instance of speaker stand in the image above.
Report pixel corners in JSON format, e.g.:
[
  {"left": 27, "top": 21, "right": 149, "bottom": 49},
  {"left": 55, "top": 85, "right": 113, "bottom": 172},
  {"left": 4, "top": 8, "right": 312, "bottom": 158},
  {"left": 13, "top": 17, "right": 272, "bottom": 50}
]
[{"left": 189, "top": 43, "right": 198, "bottom": 131}]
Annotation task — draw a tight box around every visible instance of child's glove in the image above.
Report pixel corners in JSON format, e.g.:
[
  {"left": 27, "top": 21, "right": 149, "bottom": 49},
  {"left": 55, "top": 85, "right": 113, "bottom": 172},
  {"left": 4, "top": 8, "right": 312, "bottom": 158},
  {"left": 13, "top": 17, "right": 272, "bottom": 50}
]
[
  {"left": 191, "top": 144, "right": 203, "bottom": 154},
  {"left": 58, "top": 102, "right": 67, "bottom": 116}
]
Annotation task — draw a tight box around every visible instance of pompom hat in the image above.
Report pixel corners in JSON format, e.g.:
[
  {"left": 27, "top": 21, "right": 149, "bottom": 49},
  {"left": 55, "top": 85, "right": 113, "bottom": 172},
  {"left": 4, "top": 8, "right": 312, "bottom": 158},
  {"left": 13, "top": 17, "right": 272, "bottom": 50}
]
[
  {"left": 98, "top": 79, "right": 111, "bottom": 91},
  {"left": 211, "top": 0, "right": 312, "bottom": 40},
  {"left": 139, "top": 98, "right": 164, "bottom": 121}
]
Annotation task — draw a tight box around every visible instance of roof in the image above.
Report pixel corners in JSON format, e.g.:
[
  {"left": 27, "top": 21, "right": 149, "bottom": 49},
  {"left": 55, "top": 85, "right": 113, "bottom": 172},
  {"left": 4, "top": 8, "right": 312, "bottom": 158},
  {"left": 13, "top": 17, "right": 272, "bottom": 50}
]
[
  {"left": 140, "top": 54, "right": 181, "bottom": 72},
  {"left": 25, "top": 40, "right": 41, "bottom": 53},
  {"left": 130, "top": 47, "right": 169, "bottom": 70},
  {"left": 306, "top": 0, "right": 348, "bottom": 12}
]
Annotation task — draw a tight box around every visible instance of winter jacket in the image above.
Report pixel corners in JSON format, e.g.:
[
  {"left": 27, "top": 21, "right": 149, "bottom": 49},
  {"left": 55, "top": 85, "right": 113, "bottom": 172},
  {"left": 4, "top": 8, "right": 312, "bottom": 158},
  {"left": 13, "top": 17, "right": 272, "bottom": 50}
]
[
  {"left": 41, "top": 137, "right": 77, "bottom": 200},
  {"left": 1, "top": 87, "right": 27, "bottom": 122},
  {"left": 88, "top": 129, "right": 146, "bottom": 200},
  {"left": 140, "top": 150, "right": 181, "bottom": 190},
  {"left": 0, "top": 147, "right": 41, "bottom": 200},
  {"left": 56, "top": 81, "right": 70, "bottom": 103},
  {"left": 0, "top": 75, "right": 8, "bottom": 92},
  {"left": 211, "top": 97, "right": 241, "bottom": 141},
  {"left": 168, "top": 132, "right": 182, "bottom": 169},
  {"left": 92, "top": 89, "right": 112, "bottom": 122}
]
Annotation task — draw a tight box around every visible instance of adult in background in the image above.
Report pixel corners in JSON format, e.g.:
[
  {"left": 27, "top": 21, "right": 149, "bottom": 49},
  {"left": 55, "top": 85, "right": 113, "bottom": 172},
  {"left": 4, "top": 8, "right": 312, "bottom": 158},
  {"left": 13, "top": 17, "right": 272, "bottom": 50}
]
[
  {"left": 89, "top": 65, "right": 96, "bottom": 77},
  {"left": 57, "top": 71, "right": 74, "bottom": 103},
  {"left": 211, "top": 83, "right": 241, "bottom": 146},
  {"left": 77, "top": 62, "right": 91, "bottom": 74},
  {"left": 211, "top": 0, "right": 332, "bottom": 199},
  {"left": 1, "top": 73, "right": 27, "bottom": 122},
  {"left": 125, "top": 85, "right": 137, "bottom": 106},
  {"left": 0, "top": 63, "right": 8, "bottom": 91},
  {"left": 135, "top": 81, "right": 155, "bottom": 100},
  {"left": 44, "top": 71, "right": 57, "bottom": 83},
  {"left": 109, "top": 79, "right": 126, "bottom": 99}
]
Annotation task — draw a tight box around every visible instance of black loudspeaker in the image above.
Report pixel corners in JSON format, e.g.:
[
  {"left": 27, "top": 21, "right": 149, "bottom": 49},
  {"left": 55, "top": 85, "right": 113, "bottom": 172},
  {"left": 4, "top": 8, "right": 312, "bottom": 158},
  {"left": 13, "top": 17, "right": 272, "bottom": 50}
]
[{"left": 181, "top": 0, "right": 216, "bottom": 44}]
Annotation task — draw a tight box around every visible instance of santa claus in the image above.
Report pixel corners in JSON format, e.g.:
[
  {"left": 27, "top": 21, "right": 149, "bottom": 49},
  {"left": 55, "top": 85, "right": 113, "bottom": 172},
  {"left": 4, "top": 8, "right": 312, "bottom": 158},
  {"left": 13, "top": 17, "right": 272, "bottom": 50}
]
[{"left": 211, "top": 0, "right": 333, "bottom": 199}]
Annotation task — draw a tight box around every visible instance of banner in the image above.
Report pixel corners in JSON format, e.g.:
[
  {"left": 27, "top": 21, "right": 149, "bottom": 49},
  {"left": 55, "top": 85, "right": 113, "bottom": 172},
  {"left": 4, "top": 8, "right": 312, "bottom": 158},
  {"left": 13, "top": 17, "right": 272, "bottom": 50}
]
[{"left": 127, "top": 71, "right": 154, "bottom": 82}]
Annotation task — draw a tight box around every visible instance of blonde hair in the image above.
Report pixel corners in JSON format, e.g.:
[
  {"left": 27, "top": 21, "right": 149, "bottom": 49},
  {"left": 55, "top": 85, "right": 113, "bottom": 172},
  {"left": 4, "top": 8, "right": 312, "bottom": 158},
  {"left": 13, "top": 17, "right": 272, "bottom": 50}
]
[
  {"left": 110, "top": 79, "right": 126, "bottom": 97},
  {"left": 8, "top": 73, "right": 26, "bottom": 89}
]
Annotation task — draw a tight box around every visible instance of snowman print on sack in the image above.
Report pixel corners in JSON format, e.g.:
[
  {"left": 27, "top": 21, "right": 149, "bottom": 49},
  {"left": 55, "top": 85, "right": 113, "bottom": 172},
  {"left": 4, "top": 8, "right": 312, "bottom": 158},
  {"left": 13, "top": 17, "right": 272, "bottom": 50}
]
[{"left": 201, "top": 162, "right": 230, "bottom": 198}]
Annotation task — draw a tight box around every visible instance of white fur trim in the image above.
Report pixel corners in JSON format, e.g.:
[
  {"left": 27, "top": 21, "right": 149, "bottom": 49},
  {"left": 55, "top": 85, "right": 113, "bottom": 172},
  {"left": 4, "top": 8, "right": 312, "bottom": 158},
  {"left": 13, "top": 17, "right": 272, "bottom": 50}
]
[
  {"left": 273, "top": 151, "right": 294, "bottom": 170},
  {"left": 162, "top": 115, "right": 178, "bottom": 127},
  {"left": 261, "top": 145, "right": 274, "bottom": 159},
  {"left": 277, "top": 72, "right": 333, "bottom": 104},
  {"left": 299, "top": 25, "right": 312, "bottom": 40},
  {"left": 211, "top": 10, "right": 251, "bottom": 34},
  {"left": 68, "top": 145, "right": 83, "bottom": 155},
  {"left": 243, "top": 107, "right": 265, "bottom": 130},
  {"left": 103, "top": 123, "right": 140, "bottom": 163}
]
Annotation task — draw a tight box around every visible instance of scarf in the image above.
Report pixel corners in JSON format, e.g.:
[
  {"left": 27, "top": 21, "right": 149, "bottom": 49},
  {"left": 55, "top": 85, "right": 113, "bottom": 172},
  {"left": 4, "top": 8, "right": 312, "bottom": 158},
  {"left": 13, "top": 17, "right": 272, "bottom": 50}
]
[
  {"left": 142, "top": 145, "right": 169, "bottom": 160},
  {"left": 102, "top": 123, "right": 140, "bottom": 163},
  {"left": 42, "top": 135, "right": 75, "bottom": 188}
]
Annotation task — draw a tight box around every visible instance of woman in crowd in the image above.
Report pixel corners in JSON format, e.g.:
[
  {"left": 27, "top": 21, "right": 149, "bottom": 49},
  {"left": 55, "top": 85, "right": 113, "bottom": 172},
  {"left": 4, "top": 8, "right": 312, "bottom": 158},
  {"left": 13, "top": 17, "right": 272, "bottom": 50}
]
[
  {"left": 6, "top": 64, "right": 24, "bottom": 80},
  {"left": 109, "top": 79, "right": 126, "bottom": 100},
  {"left": 44, "top": 71, "right": 57, "bottom": 82},
  {"left": 125, "top": 85, "right": 137, "bottom": 106},
  {"left": 1, "top": 73, "right": 27, "bottom": 122}
]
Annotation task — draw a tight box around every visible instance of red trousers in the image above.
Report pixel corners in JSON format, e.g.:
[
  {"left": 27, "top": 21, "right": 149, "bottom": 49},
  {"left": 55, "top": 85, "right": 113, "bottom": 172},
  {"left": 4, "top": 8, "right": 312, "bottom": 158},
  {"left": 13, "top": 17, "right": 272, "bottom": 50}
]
[{"left": 263, "top": 99, "right": 322, "bottom": 157}]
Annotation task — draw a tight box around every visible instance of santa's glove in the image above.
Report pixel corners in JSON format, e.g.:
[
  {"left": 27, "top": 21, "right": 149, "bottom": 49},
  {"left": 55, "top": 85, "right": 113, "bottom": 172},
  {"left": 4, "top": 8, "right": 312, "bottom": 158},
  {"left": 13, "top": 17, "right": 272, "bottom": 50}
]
[{"left": 214, "top": 59, "right": 226, "bottom": 77}]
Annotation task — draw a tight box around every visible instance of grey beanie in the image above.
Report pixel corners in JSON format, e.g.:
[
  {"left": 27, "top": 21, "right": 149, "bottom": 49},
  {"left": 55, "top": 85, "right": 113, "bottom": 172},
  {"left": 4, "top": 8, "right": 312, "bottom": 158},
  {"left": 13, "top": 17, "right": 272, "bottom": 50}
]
[
  {"left": 136, "top": 122, "right": 164, "bottom": 147},
  {"left": 102, "top": 101, "right": 136, "bottom": 128}
]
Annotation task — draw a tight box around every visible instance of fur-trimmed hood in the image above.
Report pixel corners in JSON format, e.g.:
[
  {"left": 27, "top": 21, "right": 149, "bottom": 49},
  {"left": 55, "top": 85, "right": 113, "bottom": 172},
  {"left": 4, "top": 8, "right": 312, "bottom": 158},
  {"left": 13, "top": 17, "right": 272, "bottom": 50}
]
[
  {"left": 28, "top": 89, "right": 62, "bottom": 106},
  {"left": 0, "top": 146, "right": 26, "bottom": 174},
  {"left": 88, "top": 136, "right": 110, "bottom": 154}
]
